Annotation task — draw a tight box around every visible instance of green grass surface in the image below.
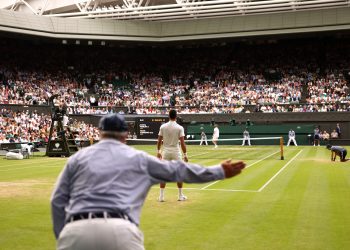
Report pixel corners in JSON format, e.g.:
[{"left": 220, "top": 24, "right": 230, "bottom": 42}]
[{"left": 0, "top": 145, "right": 350, "bottom": 250}]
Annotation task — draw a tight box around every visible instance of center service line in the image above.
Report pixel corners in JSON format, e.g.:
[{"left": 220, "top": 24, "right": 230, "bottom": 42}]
[
  {"left": 200, "top": 150, "right": 281, "bottom": 190},
  {"left": 258, "top": 149, "right": 303, "bottom": 192}
]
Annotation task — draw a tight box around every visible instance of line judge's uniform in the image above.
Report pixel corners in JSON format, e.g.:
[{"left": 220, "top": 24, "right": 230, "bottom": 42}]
[
  {"left": 200, "top": 131, "right": 208, "bottom": 145},
  {"left": 287, "top": 130, "right": 298, "bottom": 146},
  {"left": 242, "top": 130, "right": 251, "bottom": 146},
  {"left": 158, "top": 120, "right": 185, "bottom": 160}
]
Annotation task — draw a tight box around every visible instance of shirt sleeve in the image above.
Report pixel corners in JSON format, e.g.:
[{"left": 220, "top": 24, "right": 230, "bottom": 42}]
[
  {"left": 180, "top": 126, "right": 185, "bottom": 138},
  {"left": 142, "top": 153, "right": 225, "bottom": 184},
  {"left": 158, "top": 125, "right": 163, "bottom": 136},
  {"left": 51, "top": 161, "right": 72, "bottom": 239}
]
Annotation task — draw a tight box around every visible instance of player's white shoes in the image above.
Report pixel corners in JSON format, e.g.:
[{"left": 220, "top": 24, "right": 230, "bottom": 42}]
[
  {"left": 158, "top": 196, "right": 165, "bottom": 202},
  {"left": 178, "top": 195, "right": 187, "bottom": 201}
]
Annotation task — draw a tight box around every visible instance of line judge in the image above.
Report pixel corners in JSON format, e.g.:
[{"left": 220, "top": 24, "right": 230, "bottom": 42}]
[{"left": 51, "top": 113, "right": 246, "bottom": 250}]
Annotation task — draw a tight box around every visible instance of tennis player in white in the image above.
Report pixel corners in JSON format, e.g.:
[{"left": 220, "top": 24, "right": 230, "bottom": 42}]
[
  {"left": 212, "top": 124, "right": 219, "bottom": 148},
  {"left": 157, "top": 110, "right": 188, "bottom": 202}
]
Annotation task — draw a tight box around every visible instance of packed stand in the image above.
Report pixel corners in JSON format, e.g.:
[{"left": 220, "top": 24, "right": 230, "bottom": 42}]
[
  {"left": 0, "top": 109, "right": 100, "bottom": 145},
  {"left": 0, "top": 37, "right": 349, "bottom": 114},
  {"left": 306, "top": 73, "right": 349, "bottom": 104}
]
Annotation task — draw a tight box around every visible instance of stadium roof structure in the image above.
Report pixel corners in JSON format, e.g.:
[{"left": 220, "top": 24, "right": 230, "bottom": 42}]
[{"left": 1, "top": 0, "right": 350, "bottom": 21}]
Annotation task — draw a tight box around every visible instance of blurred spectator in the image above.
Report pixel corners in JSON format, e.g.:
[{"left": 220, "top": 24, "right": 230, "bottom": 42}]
[
  {"left": 331, "top": 129, "right": 339, "bottom": 139},
  {"left": 322, "top": 131, "right": 330, "bottom": 141},
  {"left": 336, "top": 123, "right": 341, "bottom": 138},
  {"left": 0, "top": 109, "right": 99, "bottom": 144}
]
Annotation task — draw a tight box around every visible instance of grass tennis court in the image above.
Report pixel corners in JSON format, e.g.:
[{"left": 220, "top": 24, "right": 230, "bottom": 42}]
[{"left": 0, "top": 145, "right": 350, "bottom": 250}]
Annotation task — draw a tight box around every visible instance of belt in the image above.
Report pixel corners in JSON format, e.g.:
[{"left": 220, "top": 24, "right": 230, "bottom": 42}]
[{"left": 67, "top": 212, "right": 133, "bottom": 224}]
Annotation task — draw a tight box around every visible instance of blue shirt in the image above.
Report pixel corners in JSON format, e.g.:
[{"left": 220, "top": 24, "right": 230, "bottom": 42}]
[
  {"left": 51, "top": 139, "right": 225, "bottom": 238},
  {"left": 331, "top": 146, "right": 346, "bottom": 153}
]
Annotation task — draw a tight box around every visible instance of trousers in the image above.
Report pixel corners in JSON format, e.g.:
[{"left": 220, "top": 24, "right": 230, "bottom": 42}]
[
  {"left": 200, "top": 137, "right": 208, "bottom": 145},
  {"left": 57, "top": 218, "right": 144, "bottom": 250},
  {"left": 242, "top": 136, "right": 251, "bottom": 146},
  {"left": 287, "top": 137, "right": 298, "bottom": 146}
]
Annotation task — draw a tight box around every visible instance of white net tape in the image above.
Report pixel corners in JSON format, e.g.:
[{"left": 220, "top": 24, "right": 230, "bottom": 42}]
[{"left": 127, "top": 137, "right": 282, "bottom": 143}]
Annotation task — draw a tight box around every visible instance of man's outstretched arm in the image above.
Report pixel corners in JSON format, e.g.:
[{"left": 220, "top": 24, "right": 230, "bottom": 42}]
[{"left": 143, "top": 153, "right": 245, "bottom": 184}]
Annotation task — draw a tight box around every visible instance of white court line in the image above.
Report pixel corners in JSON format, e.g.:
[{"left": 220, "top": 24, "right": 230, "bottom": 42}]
[
  {"left": 0, "top": 152, "right": 209, "bottom": 173},
  {"left": 155, "top": 150, "right": 301, "bottom": 193},
  {"left": 158, "top": 187, "right": 258, "bottom": 193},
  {"left": 0, "top": 152, "right": 208, "bottom": 173},
  {"left": 188, "top": 152, "right": 210, "bottom": 158},
  {"left": 258, "top": 149, "right": 303, "bottom": 192},
  {"left": 200, "top": 150, "right": 281, "bottom": 190},
  {"left": 210, "top": 148, "right": 270, "bottom": 151},
  {"left": 200, "top": 182, "right": 221, "bottom": 190}
]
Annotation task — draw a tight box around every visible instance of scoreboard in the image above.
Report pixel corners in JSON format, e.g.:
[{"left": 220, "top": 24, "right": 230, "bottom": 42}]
[{"left": 136, "top": 117, "right": 167, "bottom": 139}]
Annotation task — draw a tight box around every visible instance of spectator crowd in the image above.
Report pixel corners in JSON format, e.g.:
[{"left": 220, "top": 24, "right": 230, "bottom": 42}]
[
  {"left": 0, "top": 37, "right": 349, "bottom": 115},
  {"left": 0, "top": 109, "right": 100, "bottom": 144}
]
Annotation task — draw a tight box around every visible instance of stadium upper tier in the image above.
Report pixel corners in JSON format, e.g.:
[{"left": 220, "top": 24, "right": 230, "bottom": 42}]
[{"left": 0, "top": 37, "right": 349, "bottom": 114}]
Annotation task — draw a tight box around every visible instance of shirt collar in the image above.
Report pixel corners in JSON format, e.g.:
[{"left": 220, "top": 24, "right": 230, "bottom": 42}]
[{"left": 99, "top": 138, "right": 124, "bottom": 145}]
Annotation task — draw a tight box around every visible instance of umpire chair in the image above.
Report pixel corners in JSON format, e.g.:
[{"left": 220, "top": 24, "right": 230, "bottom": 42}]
[{"left": 46, "top": 95, "right": 79, "bottom": 157}]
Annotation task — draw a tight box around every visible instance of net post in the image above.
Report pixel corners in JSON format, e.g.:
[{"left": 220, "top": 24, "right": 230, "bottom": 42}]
[{"left": 280, "top": 136, "right": 284, "bottom": 160}]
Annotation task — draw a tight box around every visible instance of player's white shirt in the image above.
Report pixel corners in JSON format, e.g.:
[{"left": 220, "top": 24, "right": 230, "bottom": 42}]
[
  {"left": 158, "top": 120, "right": 185, "bottom": 152},
  {"left": 213, "top": 127, "right": 219, "bottom": 139}
]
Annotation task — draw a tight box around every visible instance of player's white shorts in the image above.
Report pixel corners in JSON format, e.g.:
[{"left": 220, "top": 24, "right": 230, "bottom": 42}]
[
  {"left": 162, "top": 150, "right": 181, "bottom": 161},
  {"left": 212, "top": 136, "right": 219, "bottom": 141}
]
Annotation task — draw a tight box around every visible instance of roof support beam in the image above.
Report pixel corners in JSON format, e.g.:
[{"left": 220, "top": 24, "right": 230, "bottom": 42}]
[
  {"left": 46, "top": 0, "right": 348, "bottom": 18},
  {"left": 83, "top": 0, "right": 92, "bottom": 11},
  {"left": 39, "top": 0, "right": 49, "bottom": 15},
  {"left": 2, "top": 0, "right": 350, "bottom": 22},
  {"left": 20, "top": 0, "right": 38, "bottom": 14},
  {"left": 10, "top": 0, "right": 19, "bottom": 11},
  {"left": 75, "top": 0, "right": 83, "bottom": 12}
]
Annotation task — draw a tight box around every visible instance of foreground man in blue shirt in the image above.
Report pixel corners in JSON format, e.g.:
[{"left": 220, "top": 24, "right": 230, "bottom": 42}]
[
  {"left": 51, "top": 113, "right": 246, "bottom": 250},
  {"left": 327, "top": 144, "right": 348, "bottom": 162}
]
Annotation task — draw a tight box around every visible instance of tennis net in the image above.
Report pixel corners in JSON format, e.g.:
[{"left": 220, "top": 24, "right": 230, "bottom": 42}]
[{"left": 127, "top": 136, "right": 285, "bottom": 160}]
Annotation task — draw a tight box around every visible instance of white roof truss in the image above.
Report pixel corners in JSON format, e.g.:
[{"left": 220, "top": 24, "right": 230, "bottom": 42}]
[{"left": 1, "top": 0, "right": 350, "bottom": 21}]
